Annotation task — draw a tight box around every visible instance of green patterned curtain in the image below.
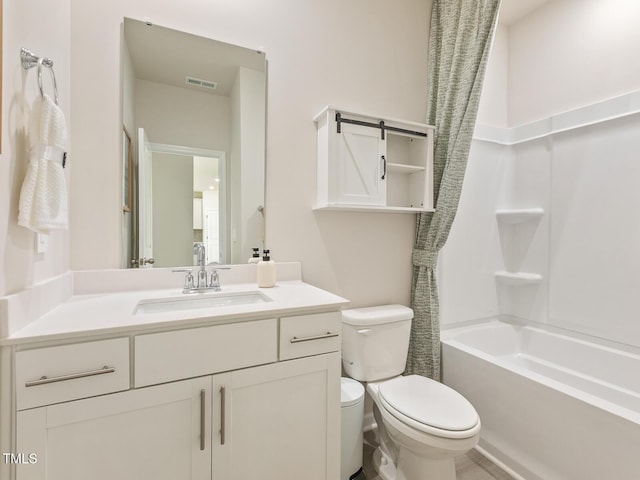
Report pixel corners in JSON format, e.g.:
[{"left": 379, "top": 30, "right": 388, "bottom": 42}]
[{"left": 406, "top": 0, "right": 501, "bottom": 380}]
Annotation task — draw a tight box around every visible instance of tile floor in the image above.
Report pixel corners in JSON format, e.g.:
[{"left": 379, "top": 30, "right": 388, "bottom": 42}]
[{"left": 359, "top": 431, "right": 514, "bottom": 480}]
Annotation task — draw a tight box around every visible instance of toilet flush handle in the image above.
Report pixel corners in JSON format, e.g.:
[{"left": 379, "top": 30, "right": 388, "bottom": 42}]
[{"left": 357, "top": 329, "right": 372, "bottom": 335}]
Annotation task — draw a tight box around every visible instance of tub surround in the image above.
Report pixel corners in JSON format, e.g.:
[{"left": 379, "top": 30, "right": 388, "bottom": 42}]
[{"left": 442, "top": 89, "right": 640, "bottom": 349}]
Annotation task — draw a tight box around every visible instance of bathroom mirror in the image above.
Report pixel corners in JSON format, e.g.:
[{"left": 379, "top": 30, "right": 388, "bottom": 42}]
[{"left": 122, "top": 18, "right": 266, "bottom": 268}]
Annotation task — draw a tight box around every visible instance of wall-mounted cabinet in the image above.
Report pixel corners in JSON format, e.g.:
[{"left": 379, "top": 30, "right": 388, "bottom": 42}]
[{"left": 313, "top": 106, "right": 434, "bottom": 213}]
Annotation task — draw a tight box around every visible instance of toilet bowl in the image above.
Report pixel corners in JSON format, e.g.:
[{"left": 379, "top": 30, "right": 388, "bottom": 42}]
[
  {"left": 368, "top": 377, "right": 480, "bottom": 480},
  {"left": 341, "top": 305, "right": 480, "bottom": 480}
]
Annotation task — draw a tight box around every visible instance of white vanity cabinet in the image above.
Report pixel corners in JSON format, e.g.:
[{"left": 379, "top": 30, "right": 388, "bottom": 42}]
[
  {"left": 212, "top": 353, "right": 340, "bottom": 480},
  {"left": 11, "top": 309, "right": 342, "bottom": 480},
  {"left": 314, "top": 106, "right": 434, "bottom": 213},
  {"left": 17, "top": 377, "right": 212, "bottom": 480}
]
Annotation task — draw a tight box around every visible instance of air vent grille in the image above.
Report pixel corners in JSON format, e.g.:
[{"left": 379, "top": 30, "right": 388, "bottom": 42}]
[{"left": 185, "top": 76, "right": 218, "bottom": 90}]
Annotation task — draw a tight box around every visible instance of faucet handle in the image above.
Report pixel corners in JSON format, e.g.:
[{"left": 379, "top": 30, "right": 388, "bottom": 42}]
[
  {"left": 172, "top": 269, "right": 195, "bottom": 290},
  {"left": 210, "top": 270, "right": 221, "bottom": 290}
]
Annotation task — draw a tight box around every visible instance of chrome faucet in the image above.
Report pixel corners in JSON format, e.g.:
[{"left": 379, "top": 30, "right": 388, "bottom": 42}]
[
  {"left": 194, "top": 244, "right": 207, "bottom": 288},
  {"left": 173, "top": 245, "right": 230, "bottom": 294}
]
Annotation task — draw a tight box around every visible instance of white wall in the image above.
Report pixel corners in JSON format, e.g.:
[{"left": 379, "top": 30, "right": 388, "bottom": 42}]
[
  {"left": 0, "top": 0, "right": 71, "bottom": 296},
  {"left": 69, "top": 0, "right": 432, "bottom": 306},
  {"left": 442, "top": 0, "right": 640, "bottom": 348},
  {"left": 475, "top": 24, "right": 508, "bottom": 128},
  {"left": 508, "top": 0, "right": 640, "bottom": 126},
  {"left": 135, "top": 79, "right": 230, "bottom": 150}
]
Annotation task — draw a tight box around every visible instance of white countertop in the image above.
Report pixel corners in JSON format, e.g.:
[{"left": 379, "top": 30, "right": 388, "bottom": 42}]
[{"left": 1, "top": 269, "right": 349, "bottom": 346}]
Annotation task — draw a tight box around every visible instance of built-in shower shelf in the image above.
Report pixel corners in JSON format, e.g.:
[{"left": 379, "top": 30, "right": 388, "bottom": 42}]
[
  {"left": 496, "top": 208, "right": 544, "bottom": 224},
  {"left": 494, "top": 271, "right": 543, "bottom": 286}
]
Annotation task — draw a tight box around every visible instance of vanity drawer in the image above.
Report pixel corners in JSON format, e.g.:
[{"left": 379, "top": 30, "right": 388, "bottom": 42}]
[
  {"left": 135, "top": 318, "right": 278, "bottom": 387},
  {"left": 279, "top": 311, "right": 341, "bottom": 361},
  {"left": 15, "top": 338, "right": 130, "bottom": 410}
]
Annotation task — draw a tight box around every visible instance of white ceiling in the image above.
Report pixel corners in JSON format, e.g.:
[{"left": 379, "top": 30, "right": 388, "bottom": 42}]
[
  {"left": 499, "top": 0, "right": 553, "bottom": 25},
  {"left": 124, "top": 18, "right": 265, "bottom": 96}
]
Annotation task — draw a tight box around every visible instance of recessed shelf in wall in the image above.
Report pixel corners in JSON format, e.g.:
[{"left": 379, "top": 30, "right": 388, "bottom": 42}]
[
  {"left": 494, "top": 271, "right": 543, "bottom": 286},
  {"left": 495, "top": 208, "right": 544, "bottom": 224}
]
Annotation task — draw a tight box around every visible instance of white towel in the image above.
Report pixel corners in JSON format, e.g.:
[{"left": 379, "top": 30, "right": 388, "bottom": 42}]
[{"left": 18, "top": 93, "right": 69, "bottom": 233}]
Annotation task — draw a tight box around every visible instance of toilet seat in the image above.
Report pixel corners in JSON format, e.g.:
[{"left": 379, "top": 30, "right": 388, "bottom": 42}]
[{"left": 378, "top": 375, "right": 480, "bottom": 439}]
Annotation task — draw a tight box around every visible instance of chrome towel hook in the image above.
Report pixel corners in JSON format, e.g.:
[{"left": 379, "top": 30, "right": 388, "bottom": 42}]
[{"left": 21, "top": 47, "right": 59, "bottom": 105}]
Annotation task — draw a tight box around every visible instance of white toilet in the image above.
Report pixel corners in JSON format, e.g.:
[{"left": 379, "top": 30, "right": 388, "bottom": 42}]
[{"left": 341, "top": 305, "right": 480, "bottom": 480}]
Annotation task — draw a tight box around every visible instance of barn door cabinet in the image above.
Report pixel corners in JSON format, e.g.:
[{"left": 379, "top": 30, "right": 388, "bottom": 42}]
[{"left": 314, "top": 106, "right": 434, "bottom": 213}]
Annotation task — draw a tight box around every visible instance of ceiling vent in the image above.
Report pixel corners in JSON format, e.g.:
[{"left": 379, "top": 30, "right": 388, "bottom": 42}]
[{"left": 185, "top": 76, "right": 218, "bottom": 90}]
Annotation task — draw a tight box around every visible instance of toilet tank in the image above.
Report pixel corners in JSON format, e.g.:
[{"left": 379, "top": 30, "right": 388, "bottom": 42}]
[{"left": 341, "top": 305, "right": 413, "bottom": 382}]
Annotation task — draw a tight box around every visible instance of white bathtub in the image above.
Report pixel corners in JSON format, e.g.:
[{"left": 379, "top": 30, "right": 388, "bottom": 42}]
[{"left": 441, "top": 320, "right": 640, "bottom": 480}]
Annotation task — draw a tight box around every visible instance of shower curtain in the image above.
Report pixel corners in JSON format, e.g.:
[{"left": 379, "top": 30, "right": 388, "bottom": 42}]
[{"left": 405, "top": 0, "right": 501, "bottom": 380}]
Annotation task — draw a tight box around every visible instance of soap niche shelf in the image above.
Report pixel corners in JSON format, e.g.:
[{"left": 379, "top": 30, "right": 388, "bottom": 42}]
[
  {"left": 496, "top": 208, "right": 544, "bottom": 224},
  {"left": 495, "top": 207, "right": 544, "bottom": 287},
  {"left": 495, "top": 271, "right": 543, "bottom": 286}
]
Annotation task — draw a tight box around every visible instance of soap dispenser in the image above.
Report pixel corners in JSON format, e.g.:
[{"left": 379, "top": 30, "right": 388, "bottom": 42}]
[
  {"left": 248, "top": 248, "right": 261, "bottom": 264},
  {"left": 257, "top": 249, "right": 276, "bottom": 288}
]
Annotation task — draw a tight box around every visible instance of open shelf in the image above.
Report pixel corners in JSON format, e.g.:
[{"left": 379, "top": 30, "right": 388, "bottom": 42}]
[
  {"left": 314, "top": 106, "right": 434, "bottom": 213},
  {"left": 386, "top": 163, "right": 425, "bottom": 174},
  {"left": 313, "top": 204, "right": 434, "bottom": 214},
  {"left": 496, "top": 208, "right": 544, "bottom": 224},
  {"left": 494, "top": 271, "right": 543, "bottom": 286}
]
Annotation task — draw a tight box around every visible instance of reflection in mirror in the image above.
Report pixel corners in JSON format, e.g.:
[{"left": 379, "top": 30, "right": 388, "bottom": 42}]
[{"left": 122, "top": 18, "right": 266, "bottom": 268}]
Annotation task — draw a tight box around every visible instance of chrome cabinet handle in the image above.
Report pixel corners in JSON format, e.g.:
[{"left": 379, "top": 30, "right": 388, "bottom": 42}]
[
  {"left": 220, "top": 386, "right": 226, "bottom": 445},
  {"left": 200, "top": 389, "right": 206, "bottom": 451},
  {"left": 25, "top": 365, "right": 115, "bottom": 387},
  {"left": 290, "top": 332, "right": 339, "bottom": 344}
]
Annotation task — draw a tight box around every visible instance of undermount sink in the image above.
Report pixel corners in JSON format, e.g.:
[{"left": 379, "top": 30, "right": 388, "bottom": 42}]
[{"left": 135, "top": 291, "right": 271, "bottom": 315}]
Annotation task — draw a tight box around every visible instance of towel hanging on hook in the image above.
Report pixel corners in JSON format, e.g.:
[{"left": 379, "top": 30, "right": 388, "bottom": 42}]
[{"left": 18, "top": 47, "right": 69, "bottom": 232}]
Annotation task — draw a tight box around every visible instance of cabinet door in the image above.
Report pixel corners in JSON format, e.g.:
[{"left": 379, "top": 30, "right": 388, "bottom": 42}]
[
  {"left": 334, "top": 122, "right": 386, "bottom": 205},
  {"left": 212, "top": 352, "right": 341, "bottom": 480},
  {"left": 16, "top": 377, "right": 212, "bottom": 480}
]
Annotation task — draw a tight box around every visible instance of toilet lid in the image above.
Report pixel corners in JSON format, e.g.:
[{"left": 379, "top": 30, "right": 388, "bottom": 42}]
[{"left": 379, "top": 375, "right": 478, "bottom": 432}]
